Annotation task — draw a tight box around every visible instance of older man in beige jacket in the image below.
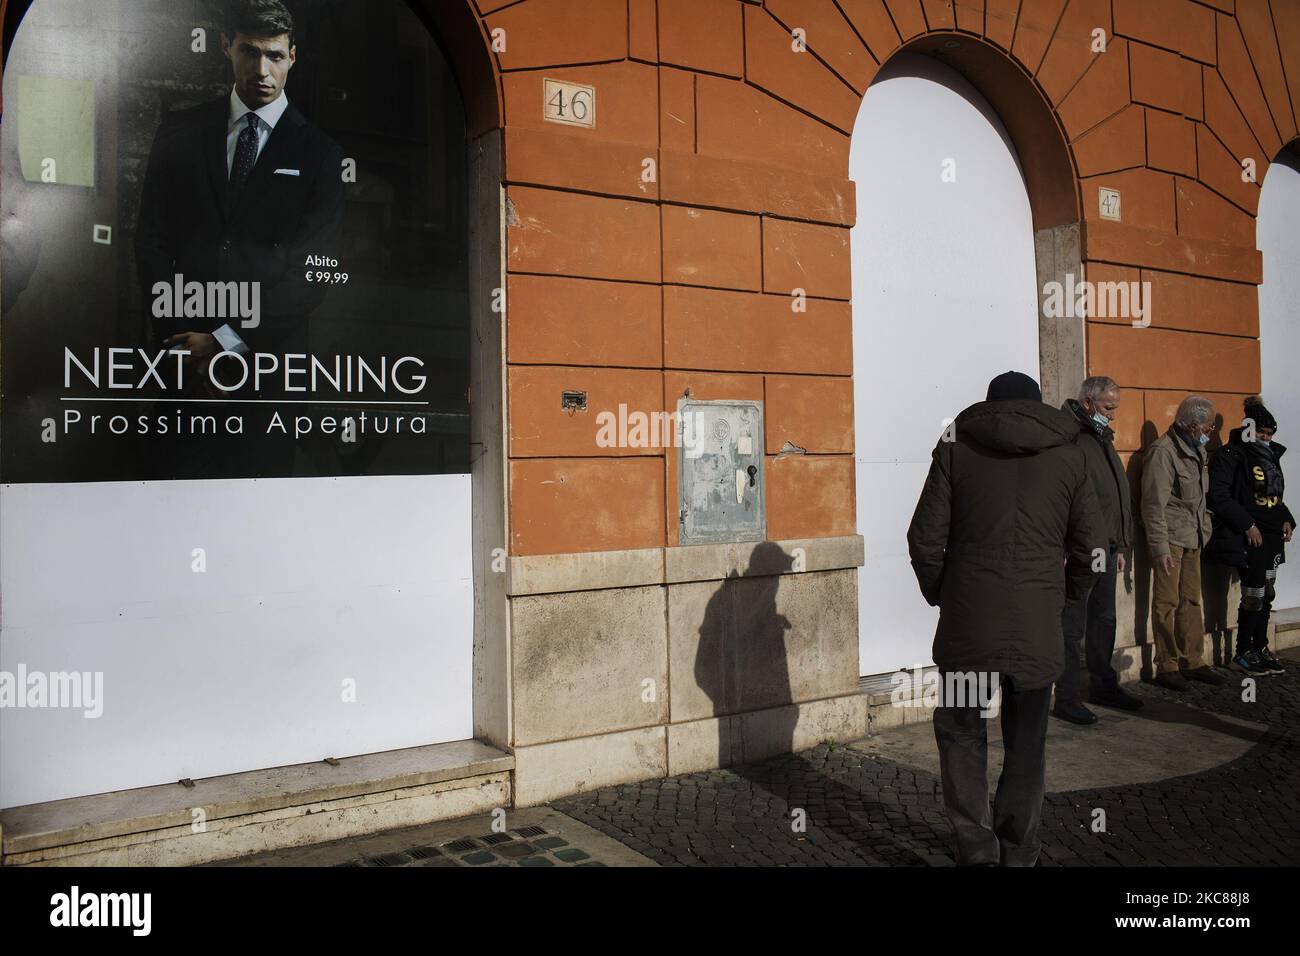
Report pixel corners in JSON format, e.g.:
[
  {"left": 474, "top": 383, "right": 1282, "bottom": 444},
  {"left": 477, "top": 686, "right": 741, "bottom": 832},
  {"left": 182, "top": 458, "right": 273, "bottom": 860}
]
[{"left": 1141, "top": 396, "right": 1229, "bottom": 690}]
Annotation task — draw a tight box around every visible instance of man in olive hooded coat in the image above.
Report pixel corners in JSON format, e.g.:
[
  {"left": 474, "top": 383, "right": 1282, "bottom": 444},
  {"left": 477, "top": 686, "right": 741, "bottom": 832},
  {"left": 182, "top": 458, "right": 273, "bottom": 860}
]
[
  {"left": 907, "top": 371, "right": 1101, "bottom": 866},
  {"left": 1054, "top": 376, "right": 1141, "bottom": 724}
]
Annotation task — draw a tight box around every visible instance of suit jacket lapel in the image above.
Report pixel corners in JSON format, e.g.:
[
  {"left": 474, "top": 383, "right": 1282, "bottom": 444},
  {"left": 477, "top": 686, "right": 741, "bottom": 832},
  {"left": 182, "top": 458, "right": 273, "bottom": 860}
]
[{"left": 228, "top": 102, "right": 306, "bottom": 221}]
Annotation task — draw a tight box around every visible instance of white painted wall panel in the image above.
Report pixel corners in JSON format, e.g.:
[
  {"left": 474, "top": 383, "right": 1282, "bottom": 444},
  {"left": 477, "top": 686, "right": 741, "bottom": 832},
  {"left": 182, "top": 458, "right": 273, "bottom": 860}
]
[
  {"left": 850, "top": 54, "right": 1040, "bottom": 676},
  {"left": 0, "top": 473, "right": 472, "bottom": 807},
  {"left": 1258, "top": 151, "right": 1300, "bottom": 610}
]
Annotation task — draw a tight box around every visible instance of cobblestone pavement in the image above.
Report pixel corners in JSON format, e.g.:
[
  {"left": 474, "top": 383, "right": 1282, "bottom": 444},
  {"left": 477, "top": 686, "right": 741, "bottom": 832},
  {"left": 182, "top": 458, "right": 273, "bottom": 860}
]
[
  {"left": 221, "top": 806, "right": 656, "bottom": 867},
  {"left": 555, "top": 652, "right": 1300, "bottom": 866}
]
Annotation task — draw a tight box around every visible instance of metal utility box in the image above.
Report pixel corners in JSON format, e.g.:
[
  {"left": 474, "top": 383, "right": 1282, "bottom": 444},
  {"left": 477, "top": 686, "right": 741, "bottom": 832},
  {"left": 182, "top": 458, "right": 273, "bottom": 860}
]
[{"left": 677, "top": 398, "right": 766, "bottom": 545}]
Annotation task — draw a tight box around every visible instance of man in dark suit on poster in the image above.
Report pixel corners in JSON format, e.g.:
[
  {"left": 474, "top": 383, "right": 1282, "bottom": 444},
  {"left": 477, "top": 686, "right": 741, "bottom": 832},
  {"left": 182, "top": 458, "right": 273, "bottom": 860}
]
[{"left": 134, "top": 0, "right": 344, "bottom": 475}]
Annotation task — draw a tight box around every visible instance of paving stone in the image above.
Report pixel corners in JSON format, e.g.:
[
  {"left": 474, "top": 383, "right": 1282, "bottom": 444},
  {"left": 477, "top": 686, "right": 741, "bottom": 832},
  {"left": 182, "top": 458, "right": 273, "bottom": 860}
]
[
  {"left": 496, "top": 842, "right": 539, "bottom": 859},
  {"left": 553, "top": 668, "right": 1300, "bottom": 867}
]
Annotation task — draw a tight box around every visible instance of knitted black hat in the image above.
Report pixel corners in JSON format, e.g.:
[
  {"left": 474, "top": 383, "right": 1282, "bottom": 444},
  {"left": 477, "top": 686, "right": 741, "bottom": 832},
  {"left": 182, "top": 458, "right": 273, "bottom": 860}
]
[
  {"left": 1244, "top": 395, "right": 1277, "bottom": 431},
  {"left": 986, "top": 370, "right": 1042, "bottom": 402}
]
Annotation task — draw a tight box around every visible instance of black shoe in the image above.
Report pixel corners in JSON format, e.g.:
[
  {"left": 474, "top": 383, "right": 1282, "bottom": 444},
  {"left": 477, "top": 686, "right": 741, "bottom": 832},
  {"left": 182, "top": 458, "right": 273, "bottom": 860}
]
[
  {"left": 1231, "top": 651, "right": 1271, "bottom": 676},
  {"left": 1154, "top": 671, "right": 1188, "bottom": 691},
  {"left": 1185, "top": 666, "right": 1228, "bottom": 686},
  {"left": 1256, "top": 648, "right": 1287, "bottom": 674},
  {"left": 1091, "top": 686, "right": 1144, "bottom": 710},
  {"left": 1052, "top": 699, "right": 1098, "bottom": 724}
]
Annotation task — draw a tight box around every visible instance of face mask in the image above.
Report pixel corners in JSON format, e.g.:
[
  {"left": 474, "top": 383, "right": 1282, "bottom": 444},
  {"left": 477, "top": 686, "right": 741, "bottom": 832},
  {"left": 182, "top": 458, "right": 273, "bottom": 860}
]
[
  {"left": 1259, "top": 438, "right": 1272, "bottom": 446},
  {"left": 1198, "top": 433, "right": 1209, "bottom": 446},
  {"left": 1091, "top": 412, "right": 1110, "bottom": 429}
]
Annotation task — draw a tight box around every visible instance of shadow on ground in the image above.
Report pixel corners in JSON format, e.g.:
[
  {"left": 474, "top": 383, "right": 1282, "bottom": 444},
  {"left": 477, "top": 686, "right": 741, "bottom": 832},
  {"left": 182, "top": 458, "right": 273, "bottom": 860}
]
[{"left": 556, "top": 652, "right": 1300, "bottom": 866}]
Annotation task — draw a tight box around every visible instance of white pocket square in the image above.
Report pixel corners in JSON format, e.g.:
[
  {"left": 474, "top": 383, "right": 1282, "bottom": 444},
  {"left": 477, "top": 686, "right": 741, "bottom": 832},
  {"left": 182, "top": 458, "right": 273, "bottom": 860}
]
[{"left": 274, "top": 168, "right": 300, "bottom": 176}]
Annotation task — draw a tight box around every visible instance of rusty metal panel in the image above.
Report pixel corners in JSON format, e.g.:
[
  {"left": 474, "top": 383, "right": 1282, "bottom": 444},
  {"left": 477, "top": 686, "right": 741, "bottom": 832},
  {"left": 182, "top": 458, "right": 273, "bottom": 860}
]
[{"left": 677, "top": 398, "right": 766, "bottom": 545}]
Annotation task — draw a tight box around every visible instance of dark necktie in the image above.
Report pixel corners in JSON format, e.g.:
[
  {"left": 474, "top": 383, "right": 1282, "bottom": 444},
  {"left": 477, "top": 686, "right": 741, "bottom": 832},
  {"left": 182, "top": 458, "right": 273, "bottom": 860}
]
[{"left": 230, "top": 112, "right": 260, "bottom": 191}]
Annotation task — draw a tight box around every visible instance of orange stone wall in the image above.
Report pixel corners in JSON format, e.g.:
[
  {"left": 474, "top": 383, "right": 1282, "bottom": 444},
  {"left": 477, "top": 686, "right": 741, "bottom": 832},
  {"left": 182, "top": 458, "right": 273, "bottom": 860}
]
[
  {"left": 457, "top": 0, "right": 1300, "bottom": 558},
  {"left": 0, "top": 0, "right": 1293, "bottom": 553}
]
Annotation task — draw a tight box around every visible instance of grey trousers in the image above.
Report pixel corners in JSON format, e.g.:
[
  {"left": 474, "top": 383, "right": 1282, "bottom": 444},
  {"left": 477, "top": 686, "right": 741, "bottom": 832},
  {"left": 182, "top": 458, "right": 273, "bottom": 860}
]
[{"left": 932, "top": 673, "right": 1052, "bottom": 866}]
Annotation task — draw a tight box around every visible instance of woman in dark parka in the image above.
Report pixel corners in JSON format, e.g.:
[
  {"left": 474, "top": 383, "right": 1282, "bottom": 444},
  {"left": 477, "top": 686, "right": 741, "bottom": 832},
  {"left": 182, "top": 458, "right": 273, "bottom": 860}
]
[{"left": 1205, "top": 396, "right": 1292, "bottom": 675}]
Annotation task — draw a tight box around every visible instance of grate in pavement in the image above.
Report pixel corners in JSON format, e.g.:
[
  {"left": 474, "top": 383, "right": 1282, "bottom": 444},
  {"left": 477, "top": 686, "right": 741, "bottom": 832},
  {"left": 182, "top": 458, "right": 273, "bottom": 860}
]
[{"left": 305, "top": 821, "right": 609, "bottom": 868}]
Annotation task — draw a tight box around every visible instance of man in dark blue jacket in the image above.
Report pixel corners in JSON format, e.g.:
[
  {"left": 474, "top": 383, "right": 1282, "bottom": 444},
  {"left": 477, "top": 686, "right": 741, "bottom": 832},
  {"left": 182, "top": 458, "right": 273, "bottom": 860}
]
[
  {"left": 135, "top": 0, "right": 344, "bottom": 363},
  {"left": 134, "top": 0, "right": 344, "bottom": 478}
]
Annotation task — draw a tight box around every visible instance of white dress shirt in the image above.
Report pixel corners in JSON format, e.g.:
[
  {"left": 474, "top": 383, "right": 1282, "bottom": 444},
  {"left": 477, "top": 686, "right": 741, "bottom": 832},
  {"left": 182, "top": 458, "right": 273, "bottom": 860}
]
[
  {"left": 215, "top": 88, "right": 290, "bottom": 356},
  {"left": 226, "top": 87, "right": 290, "bottom": 175}
]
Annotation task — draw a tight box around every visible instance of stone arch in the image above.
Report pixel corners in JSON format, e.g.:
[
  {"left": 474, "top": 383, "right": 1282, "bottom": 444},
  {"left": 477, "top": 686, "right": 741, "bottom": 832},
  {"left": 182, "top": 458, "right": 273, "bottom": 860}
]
[
  {"left": 888, "top": 31, "right": 1081, "bottom": 231},
  {"left": 407, "top": 0, "right": 503, "bottom": 139},
  {"left": 875, "top": 31, "right": 1087, "bottom": 407},
  {"left": 1256, "top": 140, "right": 1300, "bottom": 605},
  {"left": 848, "top": 30, "right": 1084, "bottom": 675},
  {"left": 752, "top": 7, "right": 1093, "bottom": 406}
]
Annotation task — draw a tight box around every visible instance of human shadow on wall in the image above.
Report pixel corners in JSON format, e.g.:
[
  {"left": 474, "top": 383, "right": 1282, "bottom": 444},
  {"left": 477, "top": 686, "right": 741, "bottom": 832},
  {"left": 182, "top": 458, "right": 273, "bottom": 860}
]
[
  {"left": 1202, "top": 412, "right": 1235, "bottom": 665},
  {"left": 693, "top": 541, "right": 948, "bottom": 864},
  {"left": 695, "top": 541, "right": 798, "bottom": 766}
]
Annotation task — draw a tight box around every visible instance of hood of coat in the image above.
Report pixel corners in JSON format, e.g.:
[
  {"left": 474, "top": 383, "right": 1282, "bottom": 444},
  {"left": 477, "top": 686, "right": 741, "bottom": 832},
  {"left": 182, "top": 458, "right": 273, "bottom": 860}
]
[
  {"left": 955, "top": 399, "right": 1079, "bottom": 455},
  {"left": 1062, "top": 397, "right": 1115, "bottom": 441},
  {"left": 1227, "top": 426, "right": 1288, "bottom": 460}
]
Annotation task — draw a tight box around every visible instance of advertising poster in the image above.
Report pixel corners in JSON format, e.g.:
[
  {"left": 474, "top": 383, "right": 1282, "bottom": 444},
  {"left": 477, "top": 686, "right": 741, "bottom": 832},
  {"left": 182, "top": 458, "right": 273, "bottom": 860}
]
[
  {"left": 0, "top": 0, "right": 475, "bottom": 808},
  {"left": 1, "top": 0, "right": 470, "bottom": 483}
]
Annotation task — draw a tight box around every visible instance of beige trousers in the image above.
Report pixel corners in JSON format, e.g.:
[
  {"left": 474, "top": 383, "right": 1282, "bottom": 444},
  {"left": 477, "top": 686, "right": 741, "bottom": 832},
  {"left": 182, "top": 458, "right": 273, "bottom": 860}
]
[{"left": 1150, "top": 544, "right": 1206, "bottom": 674}]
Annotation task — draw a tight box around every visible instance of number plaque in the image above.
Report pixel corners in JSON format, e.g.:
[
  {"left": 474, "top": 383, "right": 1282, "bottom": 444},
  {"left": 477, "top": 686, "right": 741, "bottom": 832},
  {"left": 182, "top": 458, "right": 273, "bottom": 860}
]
[{"left": 543, "top": 78, "right": 595, "bottom": 129}]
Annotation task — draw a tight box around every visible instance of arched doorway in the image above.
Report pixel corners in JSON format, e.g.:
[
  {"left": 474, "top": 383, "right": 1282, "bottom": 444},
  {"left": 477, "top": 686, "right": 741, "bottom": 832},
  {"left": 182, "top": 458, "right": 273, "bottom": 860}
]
[
  {"left": 849, "top": 41, "right": 1079, "bottom": 677},
  {"left": 1257, "top": 145, "right": 1300, "bottom": 609},
  {"left": 0, "top": 0, "right": 502, "bottom": 808}
]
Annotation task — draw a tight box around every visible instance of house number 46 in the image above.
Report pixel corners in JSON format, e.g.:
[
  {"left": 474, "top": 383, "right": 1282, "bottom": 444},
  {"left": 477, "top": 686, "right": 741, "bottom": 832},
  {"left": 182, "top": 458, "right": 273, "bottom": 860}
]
[{"left": 544, "top": 78, "right": 596, "bottom": 129}]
